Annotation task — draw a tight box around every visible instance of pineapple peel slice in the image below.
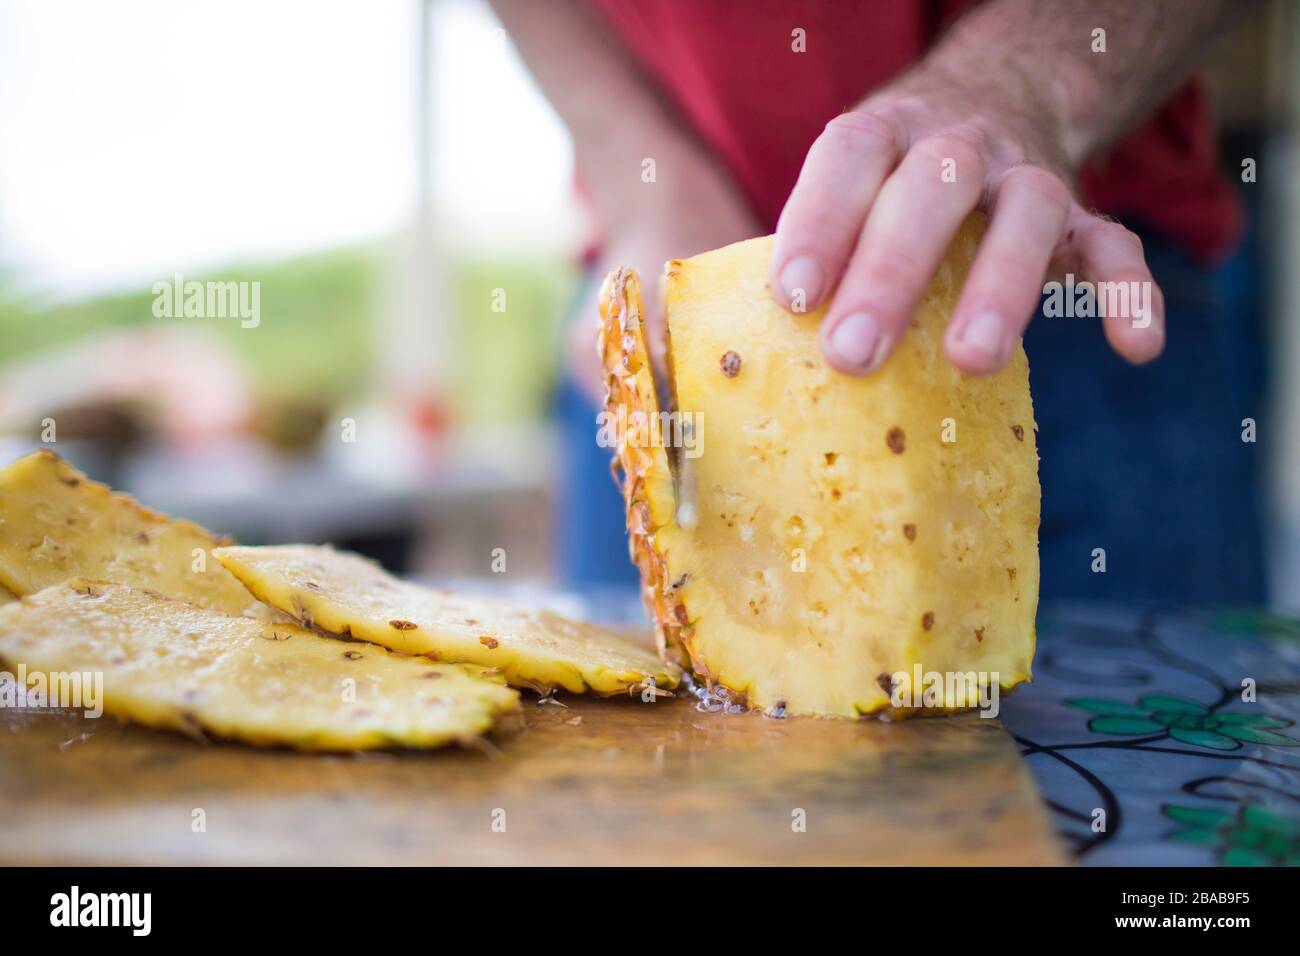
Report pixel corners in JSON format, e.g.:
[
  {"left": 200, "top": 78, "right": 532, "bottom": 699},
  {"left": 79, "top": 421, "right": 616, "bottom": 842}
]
[
  {"left": 0, "top": 580, "right": 520, "bottom": 751},
  {"left": 598, "top": 267, "right": 688, "bottom": 668},
  {"left": 600, "top": 214, "right": 1041, "bottom": 718},
  {"left": 213, "top": 544, "right": 679, "bottom": 697},
  {"left": 0, "top": 451, "right": 262, "bottom": 617}
]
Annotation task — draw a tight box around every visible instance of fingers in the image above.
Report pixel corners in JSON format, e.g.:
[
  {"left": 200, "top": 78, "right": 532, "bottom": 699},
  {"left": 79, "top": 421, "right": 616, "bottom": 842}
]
[
  {"left": 819, "top": 131, "right": 985, "bottom": 374},
  {"left": 770, "top": 112, "right": 903, "bottom": 313},
  {"left": 774, "top": 111, "right": 1164, "bottom": 376},
  {"left": 945, "top": 164, "right": 1070, "bottom": 374},
  {"left": 1066, "top": 210, "right": 1165, "bottom": 364}
]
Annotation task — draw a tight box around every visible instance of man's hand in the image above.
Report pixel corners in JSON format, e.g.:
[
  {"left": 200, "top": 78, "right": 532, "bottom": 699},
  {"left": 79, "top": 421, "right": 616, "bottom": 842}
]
[
  {"left": 569, "top": 194, "right": 761, "bottom": 402},
  {"left": 490, "top": 0, "right": 762, "bottom": 400},
  {"left": 770, "top": 0, "right": 1235, "bottom": 377}
]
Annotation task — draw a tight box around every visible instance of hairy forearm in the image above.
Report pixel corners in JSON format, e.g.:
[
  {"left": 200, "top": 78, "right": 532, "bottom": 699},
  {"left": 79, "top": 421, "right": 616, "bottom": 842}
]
[
  {"left": 488, "top": 0, "right": 735, "bottom": 227},
  {"left": 924, "top": 0, "right": 1244, "bottom": 166}
]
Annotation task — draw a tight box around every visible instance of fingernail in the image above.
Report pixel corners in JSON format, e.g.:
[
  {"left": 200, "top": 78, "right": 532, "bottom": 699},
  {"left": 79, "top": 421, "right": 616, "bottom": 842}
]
[
  {"left": 827, "top": 312, "right": 882, "bottom": 370},
  {"left": 955, "top": 310, "right": 1007, "bottom": 363},
  {"left": 779, "top": 255, "right": 823, "bottom": 312}
]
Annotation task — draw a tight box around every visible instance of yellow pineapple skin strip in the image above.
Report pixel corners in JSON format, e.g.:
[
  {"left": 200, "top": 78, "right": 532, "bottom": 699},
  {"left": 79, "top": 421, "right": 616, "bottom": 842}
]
[
  {"left": 600, "top": 214, "right": 1040, "bottom": 718},
  {"left": 214, "top": 544, "right": 679, "bottom": 697},
  {"left": 0, "top": 580, "right": 519, "bottom": 751},
  {"left": 0, "top": 451, "right": 261, "bottom": 617}
]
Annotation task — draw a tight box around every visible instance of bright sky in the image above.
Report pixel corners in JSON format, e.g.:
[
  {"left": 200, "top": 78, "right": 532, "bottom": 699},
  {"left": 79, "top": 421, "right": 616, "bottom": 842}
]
[{"left": 0, "top": 0, "right": 577, "bottom": 300}]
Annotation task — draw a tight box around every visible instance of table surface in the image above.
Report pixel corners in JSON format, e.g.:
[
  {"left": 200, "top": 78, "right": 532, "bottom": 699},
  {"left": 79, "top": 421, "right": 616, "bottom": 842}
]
[
  {"left": 998, "top": 603, "right": 1300, "bottom": 866},
  {"left": 3, "top": 600, "right": 1296, "bottom": 866},
  {"left": 0, "top": 689, "right": 1063, "bottom": 866}
]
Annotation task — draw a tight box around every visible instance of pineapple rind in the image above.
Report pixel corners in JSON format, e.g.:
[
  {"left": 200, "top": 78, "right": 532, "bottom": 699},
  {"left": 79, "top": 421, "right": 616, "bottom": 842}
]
[
  {"left": 0, "top": 580, "right": 520, "bottom": 751},
  {"left": 598, "top": 268, "right": 693, "bottom": 670},
  {"left": 600, "top": 216, "right": 1039, "bottom": 718}
]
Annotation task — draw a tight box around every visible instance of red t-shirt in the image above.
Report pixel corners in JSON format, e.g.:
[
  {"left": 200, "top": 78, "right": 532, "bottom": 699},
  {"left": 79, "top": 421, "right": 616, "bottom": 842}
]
[{"left": 586, "top": 0, "right": 1242, "bottom": 264}]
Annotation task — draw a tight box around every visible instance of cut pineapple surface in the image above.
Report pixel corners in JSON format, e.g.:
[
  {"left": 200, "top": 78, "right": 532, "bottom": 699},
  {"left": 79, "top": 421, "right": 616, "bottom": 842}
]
[
  {"left": 0, "top": 580, "right": 519, "bottom": 751},
  {"left": 0, "top": 584, "right": 14, "bottom": 606},
  {"left": 214, "top": 544, "right": 679, "bottom": 696},
  {"left": 600, "top": 214, "right": 1040, "bottom": 717},
  {"left": 0, "top": 451, "right": 260, "bottom": 617}
]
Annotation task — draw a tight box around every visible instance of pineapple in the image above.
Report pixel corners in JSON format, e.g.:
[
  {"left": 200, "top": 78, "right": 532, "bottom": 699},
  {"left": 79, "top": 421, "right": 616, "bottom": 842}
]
[
  {"left": 214, "top": 544, "right": 679, "bottom": 696},
  {"left": 0, "top": 584, "right": 14, "bottom": 606},
  {"left": 599, "top": 214, "right": 1039, "bottom": 718},
  {"left": 0, "top": 580, "right": 520, "bottom": 751},
  {"left": 0, "top": 451, "right": 261, "bottom": 617}
]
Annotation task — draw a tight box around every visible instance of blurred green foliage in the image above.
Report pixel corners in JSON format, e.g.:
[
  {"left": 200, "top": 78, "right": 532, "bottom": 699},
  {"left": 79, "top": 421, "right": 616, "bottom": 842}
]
[
  {"left": 449, "top": 255, "right": 574, "bottom": 424},
  {"left": 0, "top": 249, "right": 377, "bottom": 405},
  {"left": 0, "top": 246, "right": 575, "bottom": 424}
]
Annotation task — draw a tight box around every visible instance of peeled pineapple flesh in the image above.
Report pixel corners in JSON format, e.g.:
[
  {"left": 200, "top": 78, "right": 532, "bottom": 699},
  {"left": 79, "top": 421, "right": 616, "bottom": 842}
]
[
  {"left": 0, "top": 580, "right": 520, "bottom": 750},
  {"left": 600, "top": 214, "right": 1040, "bottom": 718},
  {"left": 214, "top": 544, "right": 680, "bottom": 696},
  {"left": 0, "top": 451, "right": 260, "bottom": 617}
]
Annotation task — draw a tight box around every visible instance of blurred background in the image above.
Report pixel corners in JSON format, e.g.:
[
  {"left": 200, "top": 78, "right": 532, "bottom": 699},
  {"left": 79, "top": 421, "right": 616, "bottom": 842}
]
[{"left": 0, "top": 0, "right": 1297, "bottom": 608}]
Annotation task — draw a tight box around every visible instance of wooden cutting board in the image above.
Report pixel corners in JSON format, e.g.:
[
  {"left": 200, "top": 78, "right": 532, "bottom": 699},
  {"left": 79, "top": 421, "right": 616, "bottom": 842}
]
[{"left": 0, "top": 691, "right": 1063, "bottom": 865}]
